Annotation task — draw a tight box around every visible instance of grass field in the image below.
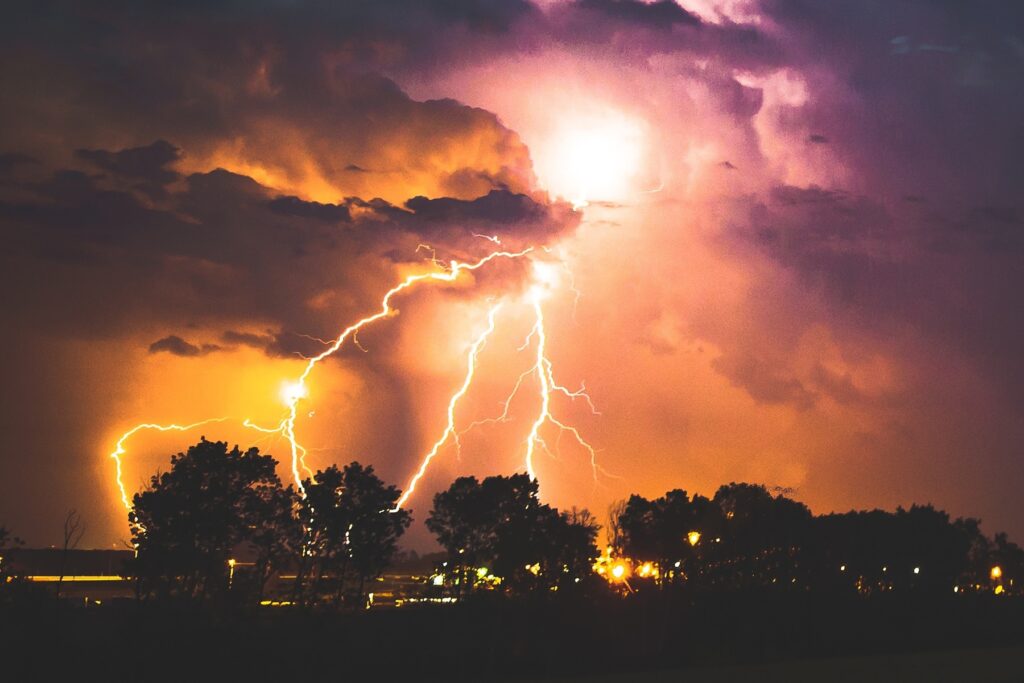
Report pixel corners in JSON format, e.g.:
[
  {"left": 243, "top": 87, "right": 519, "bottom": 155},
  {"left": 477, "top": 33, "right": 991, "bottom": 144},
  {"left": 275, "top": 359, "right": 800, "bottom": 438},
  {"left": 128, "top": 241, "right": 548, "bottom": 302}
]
[{"left": 548, "top": 646, "right": 1024, "bottom": 682}]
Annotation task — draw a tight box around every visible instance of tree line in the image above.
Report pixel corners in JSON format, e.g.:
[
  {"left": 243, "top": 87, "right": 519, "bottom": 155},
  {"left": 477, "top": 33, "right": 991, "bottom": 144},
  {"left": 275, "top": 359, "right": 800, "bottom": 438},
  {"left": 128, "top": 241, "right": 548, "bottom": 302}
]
[
  {"left": 123, "top": 439, "right": 600, "bottom": 607},
  {"left": 3, "top": 438, "right": 1020, "bottom": 609},
  {"left": 610, "top": 484, "right": 1022, "bottom": 596}
]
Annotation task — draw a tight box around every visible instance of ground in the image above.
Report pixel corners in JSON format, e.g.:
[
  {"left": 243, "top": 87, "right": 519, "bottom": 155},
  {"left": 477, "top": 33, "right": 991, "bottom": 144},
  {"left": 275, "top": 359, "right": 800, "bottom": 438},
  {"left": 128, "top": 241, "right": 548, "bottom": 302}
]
[{"left": 550, "top": 646, "right": 1024, "bottom": 683}]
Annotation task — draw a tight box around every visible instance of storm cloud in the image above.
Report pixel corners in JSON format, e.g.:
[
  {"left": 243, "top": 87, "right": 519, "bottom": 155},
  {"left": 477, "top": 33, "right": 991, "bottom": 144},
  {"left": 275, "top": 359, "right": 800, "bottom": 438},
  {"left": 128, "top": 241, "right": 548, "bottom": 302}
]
[{"left": 1, "top": 0, "right": 1022, "bottom": 549}]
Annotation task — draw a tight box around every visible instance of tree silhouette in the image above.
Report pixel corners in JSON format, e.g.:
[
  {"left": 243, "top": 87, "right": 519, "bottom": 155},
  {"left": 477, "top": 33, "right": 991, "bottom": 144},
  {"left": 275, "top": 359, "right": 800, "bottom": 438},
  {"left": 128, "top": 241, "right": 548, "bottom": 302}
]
[
  {"left": 426, "top": 475, "right": 496, "bottom": 598},
  {"left": 711, "top": 483, "right": 811, "bottom": 588},
  {"left": 0, "top": 525, "right": 23, "bottom": 590},
  {"left": 246, "top": 477, "right": 303, "bottom": 604},
  {"left": 619, "top": 489, "right": 722, "bottom": 585},
  {"left": 57, "top": 509, "right": 85, "bottom": 599},
  {"left": 129, "top": 438, "right": 297, "bottom": 604},
  {"left": 606, "top": 499, "right": 627, "bottom": 552},
  {"left": 427, "top": 474, "right": 599, "bottom": 595},
  {"left": 990, "top": 532, "right": 1024, "bottom": 590},
  {"left": 608, "top": 482, "right": 1017, "bottom": 596},
  {"left": 539, "top": 507, "right": 601, "bottom": 592},
  {"left": 485, "top": 474, "right": 550, "bottom": 593},
  {"left": 300, "top": 462, "right": 411, "bottom": 608}
]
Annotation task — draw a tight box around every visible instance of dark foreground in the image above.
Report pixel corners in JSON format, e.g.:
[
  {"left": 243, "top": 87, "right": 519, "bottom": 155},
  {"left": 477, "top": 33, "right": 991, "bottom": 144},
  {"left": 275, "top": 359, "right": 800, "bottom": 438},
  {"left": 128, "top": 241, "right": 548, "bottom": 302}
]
[
  {"left": 3, "top": 591, "right": 1023, "bottom": 681},
  {"left": 553, "top": 646, "right": 1024, "bottom": 683}
]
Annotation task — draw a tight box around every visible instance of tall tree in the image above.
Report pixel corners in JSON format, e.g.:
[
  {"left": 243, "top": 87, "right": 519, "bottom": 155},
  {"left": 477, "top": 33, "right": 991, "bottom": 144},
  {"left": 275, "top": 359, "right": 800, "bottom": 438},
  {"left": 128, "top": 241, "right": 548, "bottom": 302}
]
[
  {"left": 540, "top": 507, "right": 601, "bottom": 592},
  {"left": 129, "top": 438, "right": 297, "bottom": 604},
  {"left": 426, "top": 475, "right": 496, "bottom": 598},
  {"left": 618, "top": 489, "right": 721, "bottom": 585},
  {"left": 606, "top": 499, "right": 627, "bottom": 553},
  {"left": 712, "top": 483, "right": 811, "bottom": 587},
  {"left": 300, "top": 463, "right": 411, "bottom": 608},
  {"left": 428, "top": 474, "right": 597, "bottom": 595}
]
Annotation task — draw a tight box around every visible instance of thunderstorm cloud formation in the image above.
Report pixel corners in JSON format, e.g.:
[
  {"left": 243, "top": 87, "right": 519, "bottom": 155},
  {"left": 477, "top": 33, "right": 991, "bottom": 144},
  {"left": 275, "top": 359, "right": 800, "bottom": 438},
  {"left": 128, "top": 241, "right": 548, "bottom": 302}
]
[{"left": 1, "top": 0, "right": 1022, "bottom": 548}]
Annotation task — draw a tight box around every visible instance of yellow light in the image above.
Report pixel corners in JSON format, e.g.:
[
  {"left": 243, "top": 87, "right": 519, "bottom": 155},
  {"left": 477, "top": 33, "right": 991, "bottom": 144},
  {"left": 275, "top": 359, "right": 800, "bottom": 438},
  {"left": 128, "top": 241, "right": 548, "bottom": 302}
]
[
  {"left": 611, "top": 563, "right": 626, "bottom": 580},
  {"left": 991, "top": 566, "right": 1003, "bottom": 580},
  {"left": 534, "top": 108, "right": 647, "bottom": 207},
  {"left": 687, "top": 531, "right": 701, "bottom": 547},
  {"left": 995, "top": 585, "right": 1004, "bottom": 595},
  {"left": 228, "top": 558, "right": 236, "bottom": 568},
  {"left": 26, "top": 575, "right": 125, "bottom": 582},
  {"left": 476, "top": 567, "right": 489, "bottom": 578},
  {"left": 638, "top": 562, "right": 654, "bottom": 578},
  {"left": 530, "top": 260, "right": 562, "bottom": 300},
  {"left": 280, "top": 381, "right": 308, "bottom": 406},
  {"left": 432, "top": 574, "right": 444, "bottom": 586}
]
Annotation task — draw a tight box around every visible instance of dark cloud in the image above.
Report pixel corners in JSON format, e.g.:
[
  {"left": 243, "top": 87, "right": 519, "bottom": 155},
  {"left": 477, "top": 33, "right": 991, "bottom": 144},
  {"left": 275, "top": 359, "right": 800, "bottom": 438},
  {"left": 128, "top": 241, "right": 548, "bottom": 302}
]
[
  {"left": 722, "top": 183, "right": 1024, "bottom": 408},
  {"left": 148, "top": 335, "right": 221, "bottom": 357},
  {"left": 268, "top": 196, "right": 352, "bottom": 223},
  {"left": 404, "top": 189, "right": 571, "bottom": 227},
  {"left": 810, "top": 364, "right": 863, "bottom": 405},
  {"left": 220, "top": 329, "right": 332, "bottom": 360},
  {"left": 75, "top": 140, "right": 180, "bottom": 186},
  {"left": 0, "top": 140, "right": 575, "bottom": 349},
  {"left": 712, "top": 354, "right": 815, "bottom": 410},
  {"left": 0, "top": 152, "right": 36, "bottom": 176},
  {"left": 0, "top": 4, "right": 543, "bottom": 206},
  {"left": 221, "top": 330, "right": 277, "bottom": 349},
  {"left": 574, "top": 0, "right": 700, "bottom": 27}
]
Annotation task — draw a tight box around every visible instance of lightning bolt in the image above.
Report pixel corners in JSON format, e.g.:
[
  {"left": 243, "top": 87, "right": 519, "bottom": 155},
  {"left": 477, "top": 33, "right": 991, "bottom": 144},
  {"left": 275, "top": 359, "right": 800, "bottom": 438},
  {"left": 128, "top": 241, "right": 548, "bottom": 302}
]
[
  {"left": 108, "top": 245, "right": 614, "bottom": 525},
  {"left": 394, "top": 302, "right": 502, "bottom": 510},
  {"left": 109, "top": 249, "right": 530, "bottom": 515},
  {"left": 110, "top": 418, "right": 230, "bottom": 513},
  {"left": 453, "top": 263, "right": 609, "bottom": 488},
  {"left": 522, "top": 295, "right": 604, "bottom": 483},
  {"left": 277, "top": 248, "right": 532, "bottom": 495}
]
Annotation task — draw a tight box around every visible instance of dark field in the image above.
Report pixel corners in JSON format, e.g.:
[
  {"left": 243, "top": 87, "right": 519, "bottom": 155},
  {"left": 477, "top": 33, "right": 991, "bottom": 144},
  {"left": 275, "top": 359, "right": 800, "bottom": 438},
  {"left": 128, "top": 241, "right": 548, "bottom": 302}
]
[
  {"left": 552, "top": 646, "right": 1024, "bottom": 683},
  {"left": 4, "top": 590, "right": 1023, "bottom": 681}
]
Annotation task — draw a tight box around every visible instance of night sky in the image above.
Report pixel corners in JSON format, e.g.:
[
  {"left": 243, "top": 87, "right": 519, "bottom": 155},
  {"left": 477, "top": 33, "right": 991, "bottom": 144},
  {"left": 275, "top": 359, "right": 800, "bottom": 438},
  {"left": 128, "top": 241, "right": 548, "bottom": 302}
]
[{"left": 1, "top": 0, "right": 1022, "bottom": 549}]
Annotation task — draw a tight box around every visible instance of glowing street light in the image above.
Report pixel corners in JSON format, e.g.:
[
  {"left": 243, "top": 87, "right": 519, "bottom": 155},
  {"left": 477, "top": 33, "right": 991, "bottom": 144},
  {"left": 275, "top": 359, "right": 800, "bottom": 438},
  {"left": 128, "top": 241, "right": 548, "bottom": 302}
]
[
  {"left": 991, "top": 565, "right": 1003, "bottom": 580},
  {"left": 687, "top": 531, "right": 701, "bottom": 547}
]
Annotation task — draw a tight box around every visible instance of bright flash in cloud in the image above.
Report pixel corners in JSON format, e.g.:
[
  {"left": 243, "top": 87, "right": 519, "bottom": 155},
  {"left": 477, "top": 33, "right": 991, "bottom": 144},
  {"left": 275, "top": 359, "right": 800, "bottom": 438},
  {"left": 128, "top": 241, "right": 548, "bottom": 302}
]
[
  {"left": 533, "top": 108, "right": 647, "bottom": 208},
  {"left": 280, "top": 381, "right": 308, "bottom": 406}
]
